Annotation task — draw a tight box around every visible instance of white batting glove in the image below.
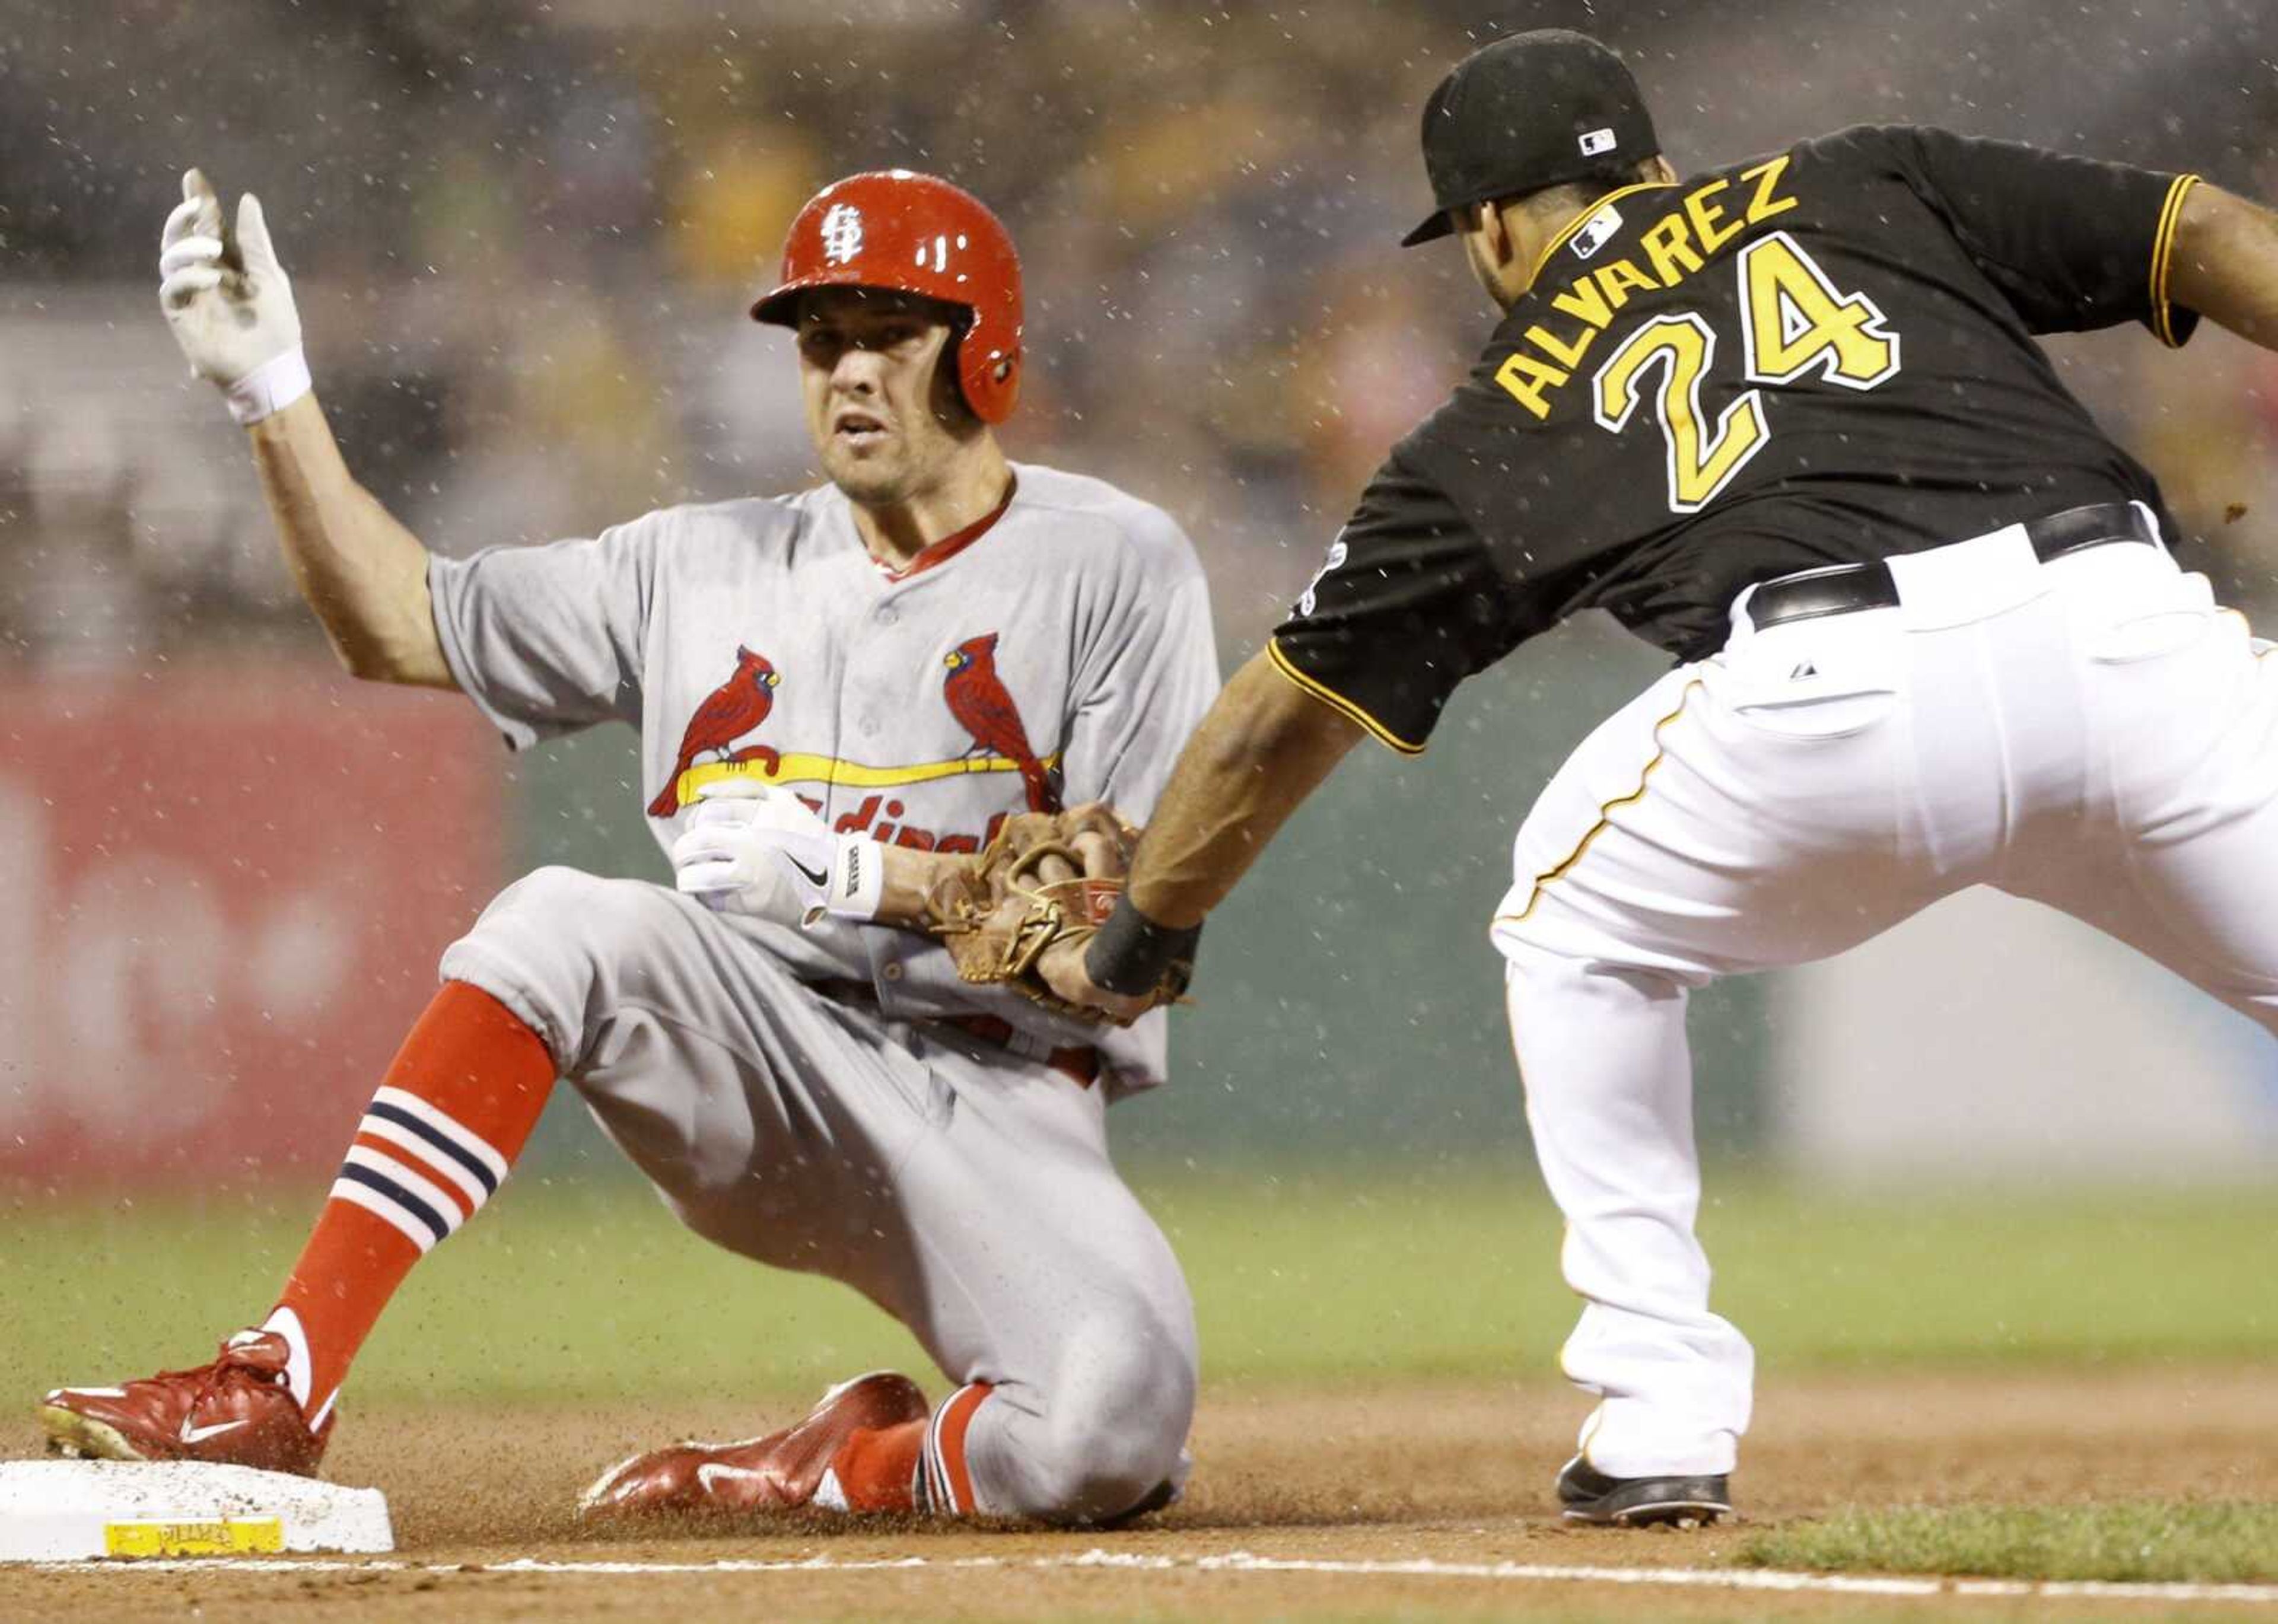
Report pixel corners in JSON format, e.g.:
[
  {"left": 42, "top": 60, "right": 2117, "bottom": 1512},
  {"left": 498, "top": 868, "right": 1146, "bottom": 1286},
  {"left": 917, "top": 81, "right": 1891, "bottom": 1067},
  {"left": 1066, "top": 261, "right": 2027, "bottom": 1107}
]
[
  {"left": 670, "top": 781, "right": 885, "bottom": 926},
  {"left": 158, "top": 167, "right": 310, "bottom": 425}
]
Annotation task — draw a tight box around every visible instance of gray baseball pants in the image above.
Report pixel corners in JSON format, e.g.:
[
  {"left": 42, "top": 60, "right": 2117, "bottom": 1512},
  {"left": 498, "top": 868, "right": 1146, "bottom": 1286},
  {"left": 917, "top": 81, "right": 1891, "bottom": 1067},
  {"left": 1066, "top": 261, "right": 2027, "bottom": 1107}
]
[{"left": 437, "top": 865, "right": 1197, "bottom": 1522}]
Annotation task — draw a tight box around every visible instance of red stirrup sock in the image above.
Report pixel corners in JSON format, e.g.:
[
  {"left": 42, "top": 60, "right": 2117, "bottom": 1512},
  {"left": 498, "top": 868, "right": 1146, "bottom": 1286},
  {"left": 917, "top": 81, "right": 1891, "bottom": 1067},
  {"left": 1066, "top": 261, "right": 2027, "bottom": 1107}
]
[
  {"left": 260, "top": 982, "right": 555, "bottom": 1426},
  {"left": 834, "top": 1418, "right": 927, "bottom": 1513},
  {"left": 919, "top": 1382, "right": 996, "bottom": 1514}
]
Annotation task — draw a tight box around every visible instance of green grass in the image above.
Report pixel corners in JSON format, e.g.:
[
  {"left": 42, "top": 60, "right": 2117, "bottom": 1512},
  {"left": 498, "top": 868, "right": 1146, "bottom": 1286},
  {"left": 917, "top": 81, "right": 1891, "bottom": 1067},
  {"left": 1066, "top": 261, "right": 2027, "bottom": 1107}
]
[
  {"left": 1744, "top": 1501, "right": 2278, "bottom": 1584},
  {"left": 1161, "top": 1169, "right": 2278, "bottom": 1378},
  {"left": 4, "top": 1167, "right": 2275, "bottom": 1405}
]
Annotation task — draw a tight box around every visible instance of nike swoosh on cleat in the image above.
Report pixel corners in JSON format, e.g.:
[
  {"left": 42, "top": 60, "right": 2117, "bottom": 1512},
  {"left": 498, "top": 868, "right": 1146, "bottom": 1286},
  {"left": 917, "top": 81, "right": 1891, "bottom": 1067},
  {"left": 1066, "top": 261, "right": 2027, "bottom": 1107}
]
[
  {"left": 694, "top": 1461, "right": 774, "bottom": 1496},
  {"left": 179, "top": 1418, "right": 250, "bottom": 1444}
]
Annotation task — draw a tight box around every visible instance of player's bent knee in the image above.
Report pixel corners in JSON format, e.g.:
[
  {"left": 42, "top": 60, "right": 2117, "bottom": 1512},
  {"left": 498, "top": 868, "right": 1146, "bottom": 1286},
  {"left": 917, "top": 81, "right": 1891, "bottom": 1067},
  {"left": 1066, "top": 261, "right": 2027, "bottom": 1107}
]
[
  {"left": 441, "top": 867, "right": 691, "bottom": 1059},
  {"left": 1022, "top": 1423, "right": 1189, "bottom": 1526},
  {"left": 457, "top": 867, "right": 692, "bottom": 971},
  {"left": 1022, "top": 1336, "right": 1196, "bottom": 1524},
  {"left": 482, "top": 865, "right": 648, "bottom": 938}
]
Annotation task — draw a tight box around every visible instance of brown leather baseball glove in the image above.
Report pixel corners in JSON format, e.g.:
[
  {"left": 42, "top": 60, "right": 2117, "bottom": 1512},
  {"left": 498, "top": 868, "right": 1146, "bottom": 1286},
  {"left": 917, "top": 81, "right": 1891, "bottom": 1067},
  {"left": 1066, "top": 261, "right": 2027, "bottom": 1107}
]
[{"left": 924, "top": 803, "right": 1175, "bottom": 1025}]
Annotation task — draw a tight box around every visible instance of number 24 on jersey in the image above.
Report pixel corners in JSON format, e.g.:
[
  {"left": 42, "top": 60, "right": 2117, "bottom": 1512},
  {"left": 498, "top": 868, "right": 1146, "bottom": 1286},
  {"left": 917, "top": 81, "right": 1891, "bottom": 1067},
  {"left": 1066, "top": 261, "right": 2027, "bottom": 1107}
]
[{"left": 1587, "top": 233, "right": 1901, "bottom": 514}]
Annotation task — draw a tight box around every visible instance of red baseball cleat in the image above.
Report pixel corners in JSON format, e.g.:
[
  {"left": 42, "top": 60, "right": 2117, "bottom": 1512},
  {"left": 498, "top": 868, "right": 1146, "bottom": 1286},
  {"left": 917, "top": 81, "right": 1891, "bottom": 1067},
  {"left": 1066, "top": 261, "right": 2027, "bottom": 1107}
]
[
  {"left": 578, "top": 1371, "right": 928, "bottom": 1518},
  {"left": 36, "top": 1330, "right": 331, "bottom": 1477}
]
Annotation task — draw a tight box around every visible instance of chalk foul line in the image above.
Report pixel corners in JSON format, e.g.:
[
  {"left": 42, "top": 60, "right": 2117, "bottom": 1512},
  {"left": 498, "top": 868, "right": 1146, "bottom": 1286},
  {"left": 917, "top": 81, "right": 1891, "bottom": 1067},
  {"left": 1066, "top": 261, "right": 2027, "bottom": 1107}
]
[{"left": 20, "top": 1548, "right": 2278, "bottom": 1604}]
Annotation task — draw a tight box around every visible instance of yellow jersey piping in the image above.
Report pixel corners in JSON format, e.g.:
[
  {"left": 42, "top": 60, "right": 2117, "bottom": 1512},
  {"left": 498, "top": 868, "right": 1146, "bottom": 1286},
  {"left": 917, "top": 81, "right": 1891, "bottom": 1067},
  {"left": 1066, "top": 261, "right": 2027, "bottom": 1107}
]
[
  {"left": 1265, "top": 638, "right": 1427, "bottom": 756},
  {"left": 1495, "top": 679, "right": 1703, "bottom": 926},
  {"left": 2150, "top": 173, "right": 2200, "bottom": 349}
]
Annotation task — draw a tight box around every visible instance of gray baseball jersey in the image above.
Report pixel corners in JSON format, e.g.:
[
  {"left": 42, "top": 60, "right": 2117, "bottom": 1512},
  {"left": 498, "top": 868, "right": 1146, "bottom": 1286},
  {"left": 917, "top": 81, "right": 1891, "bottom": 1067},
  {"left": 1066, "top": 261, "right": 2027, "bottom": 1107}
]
[{"left": 428, "top": 461, "right": 1219, "bottom": 1093}]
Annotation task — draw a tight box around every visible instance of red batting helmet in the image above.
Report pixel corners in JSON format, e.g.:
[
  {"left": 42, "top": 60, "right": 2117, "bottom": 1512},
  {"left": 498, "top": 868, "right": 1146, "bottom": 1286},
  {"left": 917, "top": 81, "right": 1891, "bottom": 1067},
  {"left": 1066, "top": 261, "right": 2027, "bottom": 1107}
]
[{"left": 752, "top": 170, "right": 1025, "bottom": 425}]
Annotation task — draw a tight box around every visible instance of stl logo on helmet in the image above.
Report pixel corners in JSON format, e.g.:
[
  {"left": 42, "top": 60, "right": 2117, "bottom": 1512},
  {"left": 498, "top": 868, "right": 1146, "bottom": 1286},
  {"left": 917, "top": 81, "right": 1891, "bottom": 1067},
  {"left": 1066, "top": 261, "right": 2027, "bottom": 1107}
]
[{"left": 819, "top": 203, "right": 864, "bottom": 266}]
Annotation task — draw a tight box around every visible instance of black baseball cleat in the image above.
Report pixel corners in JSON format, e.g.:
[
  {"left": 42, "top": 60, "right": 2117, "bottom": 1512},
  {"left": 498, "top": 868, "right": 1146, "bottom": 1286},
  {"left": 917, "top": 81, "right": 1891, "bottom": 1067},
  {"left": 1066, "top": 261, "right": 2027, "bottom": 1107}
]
[{"left": 1556, "top": 1454, "right": 1732, "bottom": 1528}]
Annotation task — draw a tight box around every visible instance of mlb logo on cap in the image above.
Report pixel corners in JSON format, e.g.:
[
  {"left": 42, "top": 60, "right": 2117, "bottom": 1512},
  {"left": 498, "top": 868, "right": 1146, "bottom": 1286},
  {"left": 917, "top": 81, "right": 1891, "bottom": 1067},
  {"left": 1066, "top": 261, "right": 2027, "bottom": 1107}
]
[{"left": 1399, "top": 31, "right": 1662, "bottom": 247}]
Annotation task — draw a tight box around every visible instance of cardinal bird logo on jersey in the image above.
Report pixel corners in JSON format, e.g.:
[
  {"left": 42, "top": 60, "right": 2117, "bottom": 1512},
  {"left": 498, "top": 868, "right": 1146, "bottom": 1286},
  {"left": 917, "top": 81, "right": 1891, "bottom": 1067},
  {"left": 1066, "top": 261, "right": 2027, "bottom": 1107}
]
[
  {"left": 647, "top": 645, "right": 782, "bottom": 817},
  {"left": 943, "top": 633, "right": 1060, "bottom": 813}
]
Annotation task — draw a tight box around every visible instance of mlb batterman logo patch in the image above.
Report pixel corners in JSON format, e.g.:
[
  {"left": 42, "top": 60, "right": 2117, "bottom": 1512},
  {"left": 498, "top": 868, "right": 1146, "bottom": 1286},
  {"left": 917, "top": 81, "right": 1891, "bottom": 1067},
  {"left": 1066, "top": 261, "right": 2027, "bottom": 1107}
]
[
  {"left": 1297, "top": 539, "right": 1348, "bottom": 619},
  {"left": 820, "top": 203, "right": 864, "bottom": 265},
  {"left": 1571, "top": 205, "right": 1623, "bottom": 260}
]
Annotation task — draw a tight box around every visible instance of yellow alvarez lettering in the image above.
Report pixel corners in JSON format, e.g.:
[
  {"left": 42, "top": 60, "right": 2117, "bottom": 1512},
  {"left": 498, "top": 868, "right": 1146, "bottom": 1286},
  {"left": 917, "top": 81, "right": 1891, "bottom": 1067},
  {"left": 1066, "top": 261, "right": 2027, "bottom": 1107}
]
[
  {"left": 1684, "top": 177, "right": 1745, "bottom": 254},
  {"left": 1639, "top": 214, "right": 1705, "bottom": 284},
  {"left": 1593, "top": 259, "right": 1661, "bottom": 310},
  {"left": 1492, "top": 157, "right": 1800, "bottom": 421},
  {"left": 1494, "top": 349, "right": 1571, "bottom": 419},
  {"left": 1549, "top": 278, "right": 1615, "bottom": 330},
  {"left": 1739, "top": 154, "right": 1799, "bottom": 225},
  {"left": 1525, "top": 322, "right": 1597, "bottom": 370}
]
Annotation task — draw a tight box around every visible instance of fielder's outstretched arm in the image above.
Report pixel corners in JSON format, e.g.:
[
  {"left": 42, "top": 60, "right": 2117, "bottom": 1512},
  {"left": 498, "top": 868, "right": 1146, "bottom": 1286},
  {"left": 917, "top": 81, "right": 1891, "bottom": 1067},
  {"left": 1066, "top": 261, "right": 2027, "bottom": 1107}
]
[
  {"left": 1045, "top": 649, "right": 1362, "bottom": 1014},
  {"left": 2172, "top": 184, "right": 2278, "bottom": 348},
  {"left": 1124, "top": 650, "right": 1364, "bottom": 925},
  {"left": 160, "top": 167, "right": 449, "bottom": 688}
]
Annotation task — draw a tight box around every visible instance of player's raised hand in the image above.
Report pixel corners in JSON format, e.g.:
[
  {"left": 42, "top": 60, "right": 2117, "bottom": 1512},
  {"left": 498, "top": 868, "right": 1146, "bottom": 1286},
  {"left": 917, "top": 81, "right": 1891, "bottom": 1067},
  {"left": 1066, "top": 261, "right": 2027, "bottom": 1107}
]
[{"left": 158, "top": 168, "right": 310, "bottom": 424}]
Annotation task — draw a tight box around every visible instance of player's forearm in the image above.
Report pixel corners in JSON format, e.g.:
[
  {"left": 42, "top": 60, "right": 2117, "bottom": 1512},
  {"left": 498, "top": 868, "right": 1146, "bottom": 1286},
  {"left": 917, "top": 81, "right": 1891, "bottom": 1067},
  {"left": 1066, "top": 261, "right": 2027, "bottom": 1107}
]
[
  {"left": 248, "top": 394, "right": 453, "bottom": 688},
  {"left": 2170, "top": 183, "right": 2278, "bottom": 349},
  {"left": 1125, "top": 648, "right": 1364, "bottom": 928},
  {"left": 873, "top": 846, "right": 956, "bottom": 929}
]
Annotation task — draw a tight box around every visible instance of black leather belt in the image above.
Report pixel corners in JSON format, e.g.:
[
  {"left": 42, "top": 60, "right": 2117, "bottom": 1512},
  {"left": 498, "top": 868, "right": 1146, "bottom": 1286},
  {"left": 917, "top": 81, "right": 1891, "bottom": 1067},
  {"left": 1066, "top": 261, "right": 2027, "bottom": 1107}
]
[{"left": 1744, "top": 502, "right": 2158, "bottom": 631}]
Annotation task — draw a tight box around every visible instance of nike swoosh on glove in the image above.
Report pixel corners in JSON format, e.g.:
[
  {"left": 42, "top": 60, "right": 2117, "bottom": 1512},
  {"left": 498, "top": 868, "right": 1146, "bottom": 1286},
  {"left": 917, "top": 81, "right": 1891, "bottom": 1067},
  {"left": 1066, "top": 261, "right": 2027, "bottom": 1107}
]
[{"left": 670, "top": 780, "right": 882, "bottom": 925}]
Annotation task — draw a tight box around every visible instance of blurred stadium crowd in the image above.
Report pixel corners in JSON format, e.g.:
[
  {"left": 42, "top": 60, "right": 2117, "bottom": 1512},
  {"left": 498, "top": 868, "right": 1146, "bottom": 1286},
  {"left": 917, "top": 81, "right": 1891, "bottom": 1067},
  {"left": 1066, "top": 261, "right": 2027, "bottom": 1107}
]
[{"left": 4, "top": 0, "right": 2277, "bottom": 676}]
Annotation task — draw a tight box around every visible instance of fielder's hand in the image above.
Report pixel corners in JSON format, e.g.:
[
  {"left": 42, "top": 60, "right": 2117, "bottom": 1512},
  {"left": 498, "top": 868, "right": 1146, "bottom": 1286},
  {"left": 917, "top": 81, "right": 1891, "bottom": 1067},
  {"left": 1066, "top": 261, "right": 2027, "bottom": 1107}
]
[
  {"left": 670, "top": 780, "right": 883, "bottom": 925},
  {"left": 922, "top": 805, "right": 1164, "bottom": 1025},
  {"left": 1036, "top": 936, "right": 1153, "bottom": 1026},
  {"left": 159, "top": 167, "right": 310, "bottom": 424}
]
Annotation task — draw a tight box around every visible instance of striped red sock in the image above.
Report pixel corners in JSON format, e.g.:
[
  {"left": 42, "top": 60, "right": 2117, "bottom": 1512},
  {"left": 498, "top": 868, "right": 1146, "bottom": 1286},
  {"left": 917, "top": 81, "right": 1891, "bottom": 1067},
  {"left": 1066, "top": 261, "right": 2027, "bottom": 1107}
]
[
  {"left": 835, "top": 1418, "right": 925, "bottom": 1512},
  {"left": 262, "top": 982, "right": 554, "bottom": 1426},
  {"left": 920, "top": 1381, "right": 995, "bottom": 1514}
]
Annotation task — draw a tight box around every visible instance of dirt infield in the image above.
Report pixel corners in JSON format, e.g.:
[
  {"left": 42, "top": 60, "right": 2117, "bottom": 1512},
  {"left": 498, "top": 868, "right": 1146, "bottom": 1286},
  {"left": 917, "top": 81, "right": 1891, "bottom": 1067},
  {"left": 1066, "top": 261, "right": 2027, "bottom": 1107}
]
[{"left": 6, "top": 1364, "right": 2276, "bottom": 1621}]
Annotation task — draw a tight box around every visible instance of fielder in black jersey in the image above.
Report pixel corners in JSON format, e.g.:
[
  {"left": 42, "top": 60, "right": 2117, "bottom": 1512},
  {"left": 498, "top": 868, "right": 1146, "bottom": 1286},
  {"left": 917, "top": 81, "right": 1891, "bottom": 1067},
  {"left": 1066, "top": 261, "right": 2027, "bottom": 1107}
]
[
  {"left": 1274, "top": 121, "right": 2200, "bottom": 750},
  {"left": 1052, "top": 30, "right": 2278, "bottom": 1526}
]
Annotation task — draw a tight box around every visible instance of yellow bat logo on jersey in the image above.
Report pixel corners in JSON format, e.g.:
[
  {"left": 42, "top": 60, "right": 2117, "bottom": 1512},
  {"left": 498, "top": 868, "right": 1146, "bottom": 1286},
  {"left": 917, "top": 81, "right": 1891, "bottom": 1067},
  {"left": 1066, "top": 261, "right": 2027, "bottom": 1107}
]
[
  {"left": 677, "top": 749, "right": 1063, "bottom": 802},
  {"left": 673, "top": 753, "right": 1068, "bottom": 854}
]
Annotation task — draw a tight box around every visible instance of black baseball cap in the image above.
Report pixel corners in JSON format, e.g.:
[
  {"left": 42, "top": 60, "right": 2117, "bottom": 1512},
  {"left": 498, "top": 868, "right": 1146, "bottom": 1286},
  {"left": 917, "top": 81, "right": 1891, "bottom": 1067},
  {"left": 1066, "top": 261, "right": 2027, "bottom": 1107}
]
[{"left": 1401, "top": 30, "right": 1660, "bottom": 247}]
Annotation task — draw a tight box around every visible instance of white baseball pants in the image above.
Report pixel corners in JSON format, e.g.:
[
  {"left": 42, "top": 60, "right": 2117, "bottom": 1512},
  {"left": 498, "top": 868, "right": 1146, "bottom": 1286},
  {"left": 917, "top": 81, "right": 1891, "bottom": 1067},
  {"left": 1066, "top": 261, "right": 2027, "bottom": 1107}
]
[{"left": 1491, "top": 514, "right": 2278, "bottom": 1477}]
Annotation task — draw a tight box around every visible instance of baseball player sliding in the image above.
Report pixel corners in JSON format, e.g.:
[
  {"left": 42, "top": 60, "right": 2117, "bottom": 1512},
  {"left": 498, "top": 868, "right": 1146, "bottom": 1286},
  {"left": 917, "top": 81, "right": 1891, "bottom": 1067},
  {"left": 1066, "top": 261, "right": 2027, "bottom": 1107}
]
[
  {"left": 1051, "top": 31, "right": 2278, "bottom": 1525},
  {"left": 39, "top": 168, "right": 1219, "bottom": 1527}
]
